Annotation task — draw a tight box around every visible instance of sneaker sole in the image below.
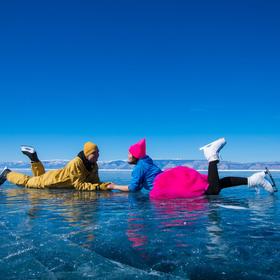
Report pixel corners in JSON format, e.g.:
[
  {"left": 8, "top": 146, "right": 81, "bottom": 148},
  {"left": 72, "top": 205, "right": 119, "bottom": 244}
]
[
  {"left": 265, "top": 167, "right": 277, "bottom": 192},
  {"left": 199, "top": 138, "right": 226, "bottom": 151},
  {"left": 0, "top": 167, "right": 8, "bottom": 186},
  {"left": 21, "top": 145, "right": 36, "bottom": 153}
]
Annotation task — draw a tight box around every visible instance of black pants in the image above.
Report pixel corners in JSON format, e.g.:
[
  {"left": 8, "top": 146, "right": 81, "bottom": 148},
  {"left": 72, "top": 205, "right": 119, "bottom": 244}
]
[{"left": 205, "top": 161, "right": 248, "bottom": 195}]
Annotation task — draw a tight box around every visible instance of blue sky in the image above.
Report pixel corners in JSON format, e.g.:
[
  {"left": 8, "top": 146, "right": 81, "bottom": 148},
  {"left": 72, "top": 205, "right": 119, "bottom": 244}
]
[{"left": 0, "top": 0, "right": 279, "bottom": 162}]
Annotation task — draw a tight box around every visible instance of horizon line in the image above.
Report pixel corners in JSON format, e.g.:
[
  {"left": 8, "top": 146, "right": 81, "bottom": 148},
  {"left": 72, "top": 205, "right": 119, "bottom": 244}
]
[
  {"left": 1, "top": 159, "right": 280, "bottom": 164},
  {"left": 6, "top": 168, "right": 280, "bottom": 172}
]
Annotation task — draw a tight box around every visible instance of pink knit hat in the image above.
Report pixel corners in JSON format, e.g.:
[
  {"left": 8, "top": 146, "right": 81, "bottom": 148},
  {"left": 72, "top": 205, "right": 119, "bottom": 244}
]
[{"left": 129, "top": 138, "right": 146, "bottom": 159}]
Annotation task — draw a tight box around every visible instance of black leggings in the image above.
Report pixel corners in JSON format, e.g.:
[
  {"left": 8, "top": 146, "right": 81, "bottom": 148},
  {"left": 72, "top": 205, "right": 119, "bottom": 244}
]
[{"left": 206, "top": 161, "right": 248, "bottom": 195}]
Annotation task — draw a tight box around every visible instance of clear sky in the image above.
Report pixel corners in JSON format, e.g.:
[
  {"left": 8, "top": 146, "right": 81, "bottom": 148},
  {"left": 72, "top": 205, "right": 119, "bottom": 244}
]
[{"left": 0, "top": 0, "right": 279, "bottom": 162}]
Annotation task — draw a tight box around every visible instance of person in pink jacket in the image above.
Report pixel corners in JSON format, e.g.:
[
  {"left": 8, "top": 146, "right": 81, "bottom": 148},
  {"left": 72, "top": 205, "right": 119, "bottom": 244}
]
[{"left": 108, "top": 138, "right": 275, "bottom": 199}]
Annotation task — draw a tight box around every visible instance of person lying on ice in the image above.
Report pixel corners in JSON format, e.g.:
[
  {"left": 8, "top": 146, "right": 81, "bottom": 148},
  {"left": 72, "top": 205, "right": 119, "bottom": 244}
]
[
  {"left": 0, "top": 141, "right": 111, "bottom": 191},
  {"left": 107, "top": 138, "right": 276, "bottom": 198}
]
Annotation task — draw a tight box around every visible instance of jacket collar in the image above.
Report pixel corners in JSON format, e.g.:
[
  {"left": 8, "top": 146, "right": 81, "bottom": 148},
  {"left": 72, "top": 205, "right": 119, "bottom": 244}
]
[{"left": 77, "top": 151, "right": 94, "bottom": 172}]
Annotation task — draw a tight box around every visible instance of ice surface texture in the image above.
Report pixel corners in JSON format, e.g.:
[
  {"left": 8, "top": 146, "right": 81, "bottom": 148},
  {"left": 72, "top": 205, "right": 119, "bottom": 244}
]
[{"left": 0, "top": 171, "right": 279, "bottom": 279}]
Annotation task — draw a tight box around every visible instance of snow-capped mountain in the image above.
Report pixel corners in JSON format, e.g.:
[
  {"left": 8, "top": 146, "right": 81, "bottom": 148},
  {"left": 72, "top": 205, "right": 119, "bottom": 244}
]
[{"left": 1, "top": 159, "right": 280, "bottom": 170}]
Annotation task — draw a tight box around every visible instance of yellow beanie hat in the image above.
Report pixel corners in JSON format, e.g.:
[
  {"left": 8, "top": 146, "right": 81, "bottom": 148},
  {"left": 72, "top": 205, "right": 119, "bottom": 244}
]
[{"left": 84, "top": 141, "right": 98, "bottom": 157}]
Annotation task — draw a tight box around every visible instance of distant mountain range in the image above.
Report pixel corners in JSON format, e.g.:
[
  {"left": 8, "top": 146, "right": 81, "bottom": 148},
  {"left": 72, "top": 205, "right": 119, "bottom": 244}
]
[{"left": 1, "top": 159, "right": 280, "bottom": 171}]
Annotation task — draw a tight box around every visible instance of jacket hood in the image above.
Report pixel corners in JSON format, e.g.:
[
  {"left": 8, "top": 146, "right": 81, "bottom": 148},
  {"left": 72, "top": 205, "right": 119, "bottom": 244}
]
[{"left": 140, "top": 155, "right": 153, "bottom": 164}]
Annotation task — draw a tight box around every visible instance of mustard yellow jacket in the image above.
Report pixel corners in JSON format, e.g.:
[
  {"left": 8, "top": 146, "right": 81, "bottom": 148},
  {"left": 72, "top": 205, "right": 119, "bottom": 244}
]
[{"left": 7, "top": 157, "right": 110, "bottom": 191}]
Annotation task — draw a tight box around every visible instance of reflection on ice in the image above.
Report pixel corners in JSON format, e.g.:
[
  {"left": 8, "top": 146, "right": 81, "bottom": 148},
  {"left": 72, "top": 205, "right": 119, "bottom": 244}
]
[{"left": 0, "top": 171, "right": 279, "bottom": 279}]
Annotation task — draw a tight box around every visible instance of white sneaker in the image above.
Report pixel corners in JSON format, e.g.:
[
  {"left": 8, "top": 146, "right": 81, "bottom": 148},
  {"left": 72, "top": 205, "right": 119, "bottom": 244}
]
[
  {"left": 199, "top": 138, "right": 226, "bottom": 162},
  {"left": 21, "top": 145, "right": 39, "bottom": 162},
  {"left": 0, "top": 167, "right": 11, "bottom": 186},
  {"left": 21, "top": 145, "right": 36, "bottom": 154},
  {"left": 248, "top": 171, "right": 274, "bottom": 193}
]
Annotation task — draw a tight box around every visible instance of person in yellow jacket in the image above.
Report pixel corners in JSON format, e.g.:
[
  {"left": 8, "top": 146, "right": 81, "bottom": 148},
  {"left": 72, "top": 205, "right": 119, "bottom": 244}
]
[{"left": 0, "top": 142, "right": 110, "bottom": 191}]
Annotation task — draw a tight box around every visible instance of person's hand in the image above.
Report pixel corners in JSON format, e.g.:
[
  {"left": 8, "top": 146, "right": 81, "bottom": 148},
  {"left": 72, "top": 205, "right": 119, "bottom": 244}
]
[
  {"left": 107, "top": 183, "right": 116, "bottom": 190},
  {"left": 99, "top": 182, "right": 112, "bottom": 191}
]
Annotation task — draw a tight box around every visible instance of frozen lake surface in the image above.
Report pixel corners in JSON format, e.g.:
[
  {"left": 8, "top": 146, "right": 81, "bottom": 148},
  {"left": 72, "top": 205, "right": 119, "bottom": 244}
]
[{"left": 0, "top": 171, "right": 279, "bottom": 279}]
